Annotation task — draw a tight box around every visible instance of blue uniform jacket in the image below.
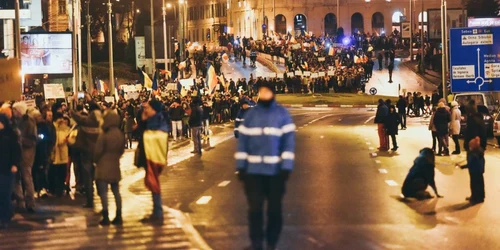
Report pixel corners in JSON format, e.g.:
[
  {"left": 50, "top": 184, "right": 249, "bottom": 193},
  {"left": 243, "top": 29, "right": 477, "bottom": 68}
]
[{"left": 235, "top": 101, "right": 296, "bottom": 176}]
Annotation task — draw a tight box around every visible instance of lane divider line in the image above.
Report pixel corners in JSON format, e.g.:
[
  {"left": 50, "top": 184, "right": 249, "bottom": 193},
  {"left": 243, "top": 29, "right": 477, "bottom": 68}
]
[
  {"left": 375, "top": 160, "right": 381, "bottom": 164},
  {"left": 196, "top": 196, "right": 212, "bottom": 205},
  {"left": 385, "top": 180, "right": 398, "bottom": 186},
  {"left": 378, "top": 169, "right": 388, "bottom": 174},
  {"left": 217, "top": 181, "right": 231, "bottom": 187},
  {"left": 364, "top": 116, "right": 376, "bottom": 124}
]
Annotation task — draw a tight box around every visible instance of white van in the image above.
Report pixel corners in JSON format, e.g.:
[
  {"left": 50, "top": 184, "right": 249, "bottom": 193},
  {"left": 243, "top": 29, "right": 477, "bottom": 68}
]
[{"left": 453, "top": 92, "right": 497, "bottom": 113}]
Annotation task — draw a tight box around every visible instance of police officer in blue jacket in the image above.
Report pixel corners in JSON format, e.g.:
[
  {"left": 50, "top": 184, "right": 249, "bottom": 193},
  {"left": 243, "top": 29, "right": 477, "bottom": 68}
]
[{"left": 235, "top": 82, "right": 296, "bottom": 250}]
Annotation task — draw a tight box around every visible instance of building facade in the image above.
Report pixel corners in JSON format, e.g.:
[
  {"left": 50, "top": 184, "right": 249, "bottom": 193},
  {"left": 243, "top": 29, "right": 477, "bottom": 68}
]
[
  {"left": 185, "top": 0, "right": 465, "bottom": 43},
  {"left": 185, "top": 0, "right": 228, "bottom": 44},
  {"left": 46, "top": 0, "right": 70, "bottom": 32}
]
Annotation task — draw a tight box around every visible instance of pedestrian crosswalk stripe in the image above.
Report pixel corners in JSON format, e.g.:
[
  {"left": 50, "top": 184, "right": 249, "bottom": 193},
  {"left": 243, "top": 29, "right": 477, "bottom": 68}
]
[{"left": 196, "top": 196, "right": 212, "bottom": 205}]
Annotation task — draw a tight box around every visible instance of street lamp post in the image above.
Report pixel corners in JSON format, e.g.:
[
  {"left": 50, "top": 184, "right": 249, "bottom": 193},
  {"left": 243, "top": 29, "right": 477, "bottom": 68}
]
[
  {"left": 337, "top": 0, "right": 339, "bottom": 30},
  {"left": 107, "top": 0, "right": 115, "bottom": 95},
  {"left": 163, "top": 1, "right": 169, "bottom": 71},
  {"left": 87, "top": 0, "right": 92, "bottom": 92},
  {"left": 151, "top": 0, "right": 156, "bottom": 73},
  {"left": 14, "top": 0, "right": 21, "bottom": 66},
  {"left": 409, "top": 0, "right": 413, "bottom": 61}
]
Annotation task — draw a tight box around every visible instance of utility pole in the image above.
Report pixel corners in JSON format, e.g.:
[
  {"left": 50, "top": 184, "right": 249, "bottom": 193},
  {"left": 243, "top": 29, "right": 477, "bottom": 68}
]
[
  {"left": 87, "top": 0, "right": 92, "bottom": 92},
  {"left": 441, "top": 0, "right": 447, "bottom": 98},
  {"left": 419, "top": 0, "right": 425, "bottom": 73},
  {"left": 179, "top": 0, "right": 184, "bottom": 63},
  {"left": 337, "top": 0, "right": 339, "bottom": 30},
  {"left": 162, "top": 0, "right": 168, "bottom": 71},
  {"left": 409, "top": 0, "right": 413, "bottom": 61},
  {"left": 72, "top": 0, "right": 78, "bottom": 93},
  {"left": 78, "top": 0, "right": 83, "bottom": 91},
  {"left": 108, "top": 0, "right": 115, "bottom": 95},
  {"left": 151, "top": 0, "right": 156, "bottom": 73},
  {"left": 14, "top": 0, "right": 21, "bottom": 66}
]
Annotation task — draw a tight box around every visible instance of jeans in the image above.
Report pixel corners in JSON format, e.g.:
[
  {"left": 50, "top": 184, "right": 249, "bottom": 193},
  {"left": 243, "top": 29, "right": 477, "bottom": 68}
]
[
  {"left": 32, "top": 163, "right": 48, "bottom": 193},
  {"left": 452, "top": 135, "right": 461, "bottom": 153},
  {"left": 399, "top": 113, "right": 406, "bottom": 128},
  {"left": 431, "top": 131, "right": 438, "bottom": 151},
  {"left": 469, "top": 173, "right": 485, "bottom": 201},
  {"left": 390, "top": 134, "right": 398, "bottom": 149},
  {"left": 171, "top": 120, "right": 183, "bottom": 140},
  {"left": 96, "top": 181, "right": 121, "bottom": 211},
  {"left": 48, "top": 164, "right": 66, "bottom": 196},
  {"left": 191, "top": 127, "right": 202, "bottom": 154},
  {"left": 0, "top": 173, "right": 14, "bottom": 223},
  {"left": 13, "top": 148, "right": 36, "bottom": 209},
  {"left": 202, "top": 119, "right": 210, "bottom": 136},
  {"left": 152, "top": 193, "right": 163, "bottom": 218},
  {"left": 81, "top": 152, "right": 95, "bottom": 205},
  {"left": 438, "top": 134, "right": 449, "bottom": 154},
  {"left": 244, "top": 175, "right": 287, "bottom": 248}
]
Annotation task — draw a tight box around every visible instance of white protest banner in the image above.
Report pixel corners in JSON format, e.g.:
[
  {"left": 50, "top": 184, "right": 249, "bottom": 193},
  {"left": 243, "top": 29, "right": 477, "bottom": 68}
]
[
  {"left": 268, "top": 72, "right": 277, "bottom": 78},
  {"left": 23, "top": 99, "right": 36, "bottom": 109},
  {"left": 311, "top": 73, "right": 318, "bottom": 78},
  {"left": 104, "top": 96, "right": 115, "bottom": 103},
  {"left": 286, "top": 72, "right": 295, "bottom": 77},
  {"left": 327, "top": 71, "right": 335, "bottom": 76},
  {"left": 0, "top": 59, "right": 22, "bottom": 101},
  {"left": 43, "top": 84, "right": 66, "bottom": 99},
  {"left": 319, "top": 72, "right": 326, "bottom": 77},
  {"left": 166, "top": 83, "right": 177, "bottom": 90},
  {"left": 303, "top": 71, "right": 311, "bottom": 76},
  {"left": 277, "top": 73, "right": 284, "bottom": 79},
  {"left": 126, "top": 91, "right": 139, "bottom": 100},
  {"left": 295, "top": 70, "right": 302, "bottom": 76},
  {"left": 135, "top": 84, "right": 143, "bottom": 90},
  {"left": 328, "top": 66, "right": 334, "bottom": 70},
  {"left": 123, "top": 85, "right": 136, "bottom": 93},
  {"left": 318, "top": 57, "right": 325, "bottom": 62}
]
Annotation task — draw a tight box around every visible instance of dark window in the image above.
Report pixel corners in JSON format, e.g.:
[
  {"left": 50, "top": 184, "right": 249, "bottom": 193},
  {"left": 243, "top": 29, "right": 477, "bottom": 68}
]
[{"left": 58, "top": 0, "right": 66, "bottom": 15}]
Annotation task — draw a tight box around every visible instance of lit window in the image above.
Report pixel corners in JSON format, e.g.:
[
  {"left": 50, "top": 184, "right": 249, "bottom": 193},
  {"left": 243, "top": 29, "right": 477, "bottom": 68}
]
[{"left": 58, "top": 0, "right": 66, "bottom": 15}]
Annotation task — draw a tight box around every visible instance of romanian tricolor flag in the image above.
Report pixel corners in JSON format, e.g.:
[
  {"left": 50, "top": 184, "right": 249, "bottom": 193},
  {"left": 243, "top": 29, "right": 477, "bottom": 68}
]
[
  {"left": 143, "top": 71, "right": 153, "bottom": 89},
  {"left": 143, "top": 127, "right": 169, "bottom": 194}
]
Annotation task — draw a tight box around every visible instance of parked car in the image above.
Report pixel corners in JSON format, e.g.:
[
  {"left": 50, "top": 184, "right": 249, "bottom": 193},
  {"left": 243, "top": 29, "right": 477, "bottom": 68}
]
[
  {"left": 459, "top": 105, "right": 494, "bottom": 137},
  {"left": 454, "top": 92, "right": 497, "bottom": 115}
]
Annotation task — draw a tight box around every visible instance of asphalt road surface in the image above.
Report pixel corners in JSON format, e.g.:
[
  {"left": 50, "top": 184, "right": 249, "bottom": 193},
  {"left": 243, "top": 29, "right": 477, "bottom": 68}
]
[{"left": 161, "top": 108, "right": 500, "bottom": 250}]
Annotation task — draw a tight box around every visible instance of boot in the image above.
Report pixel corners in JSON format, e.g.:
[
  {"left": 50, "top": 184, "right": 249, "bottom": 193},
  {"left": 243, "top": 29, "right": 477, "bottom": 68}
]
[
  {"left": 111, "top": 209, "right": 123, "bottom": 225},
  {"left": 100, "top": 210, "right": 110, "bottom": 226}
]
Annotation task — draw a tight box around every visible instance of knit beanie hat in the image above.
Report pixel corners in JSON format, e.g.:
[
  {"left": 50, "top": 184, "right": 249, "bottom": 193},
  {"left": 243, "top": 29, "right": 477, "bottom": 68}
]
[{"left": 12, "top": 101, "right": 28, "bottom": 116}]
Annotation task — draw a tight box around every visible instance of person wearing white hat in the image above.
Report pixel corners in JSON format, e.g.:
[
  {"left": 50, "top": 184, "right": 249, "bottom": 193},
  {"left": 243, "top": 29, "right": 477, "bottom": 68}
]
[
  {"left": 450, "top": 101, "right": 462, "bottom": 154},
  {"left": 11, "top": 101, "right": 38, "bottom": 213}
]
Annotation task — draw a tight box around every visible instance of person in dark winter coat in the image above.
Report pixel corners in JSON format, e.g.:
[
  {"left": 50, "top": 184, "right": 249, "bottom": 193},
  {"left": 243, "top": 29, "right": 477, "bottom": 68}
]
[
  {"left": 169, "top": 100, "right": 184, "bottom": 141},
  {"left": 396, "top": 95, "right": 407, "bottom": 130},
  {"left": 402, "top": 148, "right": 443, "bottom": 199},
  {"left": 375, "top": 99, "right": 389, "bottom": 151},
  {"left": 189, "top": 97, "right": 203, "bottom": 155},
  {"left": 385, "top": 105, "right": 400, "bottom": 151},
  {"left": 0, "top": 114, "right": 21, "bottom": 229},
  {"left": 94, "top": 111, "right": 126, "bottom": 226},
  {"left": 460, "top": 137, "right": 485, "bottom": 204},
  {"left": 234, "top": 99, "right": 251, "bottom": 138},
  {"left": 463, "top": 100, "right": 487, "bottom": 152},
  {"left": 235, "top": 81, "right": 296, "bottom": 250},
  {"left": 202, "top": 102, "right": 212, "bottom": 139},
  {"left": 433, "top": 102, "right": 451, "bottom": 156}
]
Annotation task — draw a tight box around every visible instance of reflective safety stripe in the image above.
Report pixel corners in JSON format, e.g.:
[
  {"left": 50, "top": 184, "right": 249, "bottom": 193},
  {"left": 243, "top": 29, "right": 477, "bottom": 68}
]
[
  {"left": 234, "top": 152, "right": 248, "bottom": 160},
  {"left": 281, "top": 151, "right": 295, "bottom": 160},
  {"left": 281, "top": 123, "right": 296, "bottom": 134},
  {"left": 235, "top": 118, "right": 244, "bottom": 122},
  {"left": 234, "top": 128, "right": 239, "bottom": 131},
  {"left": 238, "top": 125, "right": 263, "bottom": 136},
  {"left": 263, "top": 156, "right": 281, "bottom": 164},
  {"left": 247, "top": 155, "right": 263, "bottom": 163},
  {"left": 239, "top": 124, "right": 296, "bottom": 137}
]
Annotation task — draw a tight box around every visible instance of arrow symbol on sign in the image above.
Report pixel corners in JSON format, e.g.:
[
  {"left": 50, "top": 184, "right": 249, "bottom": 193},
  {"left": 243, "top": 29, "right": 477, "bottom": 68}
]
[{"left": 479, "top": 79, "right": 493, "bottom": 90}]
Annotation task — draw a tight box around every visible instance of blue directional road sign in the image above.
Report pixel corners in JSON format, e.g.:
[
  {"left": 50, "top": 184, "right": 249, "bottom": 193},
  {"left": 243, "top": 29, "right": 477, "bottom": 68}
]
[{"left": 450, "top": 27, "right": 500, "bottom": 92}]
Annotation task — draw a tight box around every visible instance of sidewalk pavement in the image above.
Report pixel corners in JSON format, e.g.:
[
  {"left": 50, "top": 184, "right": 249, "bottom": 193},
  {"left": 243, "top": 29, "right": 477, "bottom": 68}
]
[
  {"left": 401, "top": 60, "right": 443, "bottom": 86},
  {"left": 0, "top": 125, "right": 235, "bottom": 250}
]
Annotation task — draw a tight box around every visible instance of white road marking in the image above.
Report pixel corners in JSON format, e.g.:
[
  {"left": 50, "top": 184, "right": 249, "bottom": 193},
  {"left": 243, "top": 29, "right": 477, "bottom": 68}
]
[
  {"left": 295, "top": 129, "right": 299, "bottom": 132},
  {"left": 196, "top": 196, "right": 212, "bottom": 205},
  {"left": 364, "top": 116, "right": 375, "bottom": 124},
  {"left": 366, "top": 142, "right": 371, "bottom": 145},
  {"left": 378, "top": 169, "right": 388, "bottom": 174},
  {"left": 320, "top": 136, "right": 324, "bottom": 139},
  {"left": 338, "top": 119, "right": 342, "bottom": 122},
  {"left": 370, "top": 152, "right": 378, "bottom": 157},
  {"left": 375, "top": 160, "right": 381, "bottom": 164},
  {"left": 364, "top": 138, "right": 368, "bottom": 140},
  {"left": 385, "top": 180, "right": 398, "bottom": 186},
  {"left": 218, "top": 181, "right": 231, "bottom": 187},
  {"left": 369, "top": 147, "right": 375, "bottom": 150}
]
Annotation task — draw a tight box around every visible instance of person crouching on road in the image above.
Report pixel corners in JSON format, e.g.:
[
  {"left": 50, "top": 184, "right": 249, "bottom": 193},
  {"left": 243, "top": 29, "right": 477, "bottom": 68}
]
[
  {"left": 0, "top": 114, "right": 21, "bottom": 229},
  {"left": 375, "top": 99, "right": 389, "bottom": 151},
  {"left": 460, "top": 137, "right": 485, "bottom": 204},
  {"left": 94, "top": 111, "right": 125, "bottom": 226},
  {"left": 385, "top": 105, "right": 400, "bottom": 151},
  {"left": 235, "top": 82, "right": 296, "bottom": 250},
  {"left": 402, "top": 148, "right": 443, "bottom": 200}
]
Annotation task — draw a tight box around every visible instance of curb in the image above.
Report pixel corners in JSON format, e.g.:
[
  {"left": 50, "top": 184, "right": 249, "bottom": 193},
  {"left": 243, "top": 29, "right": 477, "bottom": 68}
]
[{"left": 282, "top": 104, "right": 378, "bottom": 108}]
